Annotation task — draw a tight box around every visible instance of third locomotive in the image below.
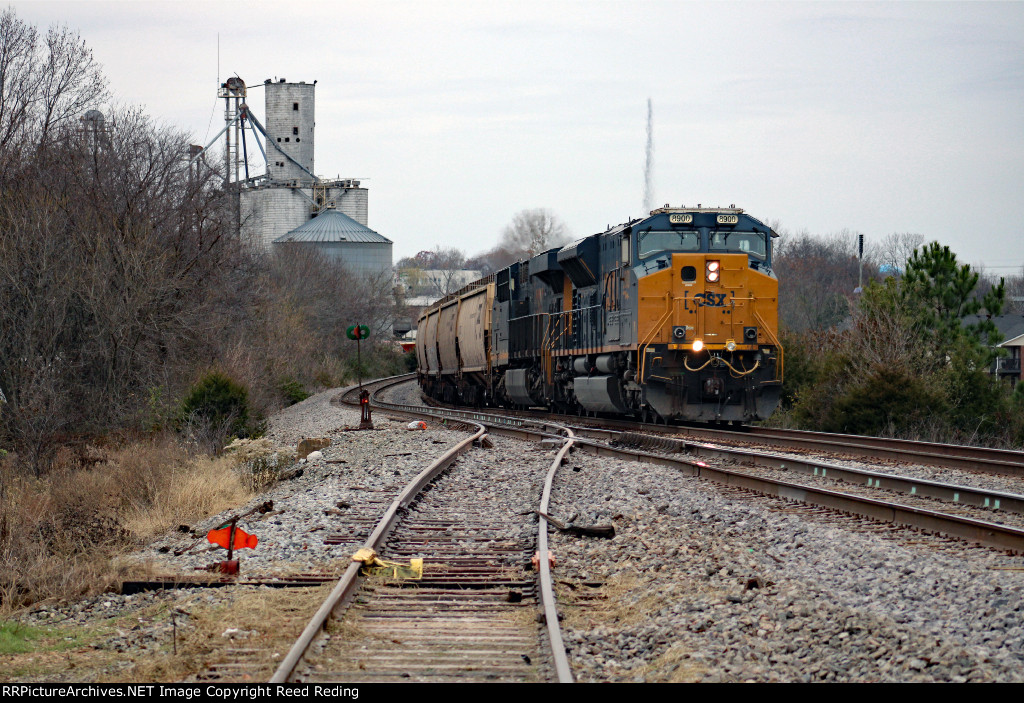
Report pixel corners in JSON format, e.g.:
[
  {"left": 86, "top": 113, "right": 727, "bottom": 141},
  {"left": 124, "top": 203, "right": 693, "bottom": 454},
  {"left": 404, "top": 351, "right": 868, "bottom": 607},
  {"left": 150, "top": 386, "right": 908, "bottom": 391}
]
[{"left": 416, "top": 206, "right": 783, "bottom": 423}]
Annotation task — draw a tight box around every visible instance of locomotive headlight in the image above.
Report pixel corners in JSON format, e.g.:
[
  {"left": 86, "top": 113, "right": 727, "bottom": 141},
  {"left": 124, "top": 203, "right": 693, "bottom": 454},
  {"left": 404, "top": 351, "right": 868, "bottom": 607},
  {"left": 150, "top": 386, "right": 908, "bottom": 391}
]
[
  {"left": 726, "top": 340, "right": 736, "bottom": 351},
  {"left": 692, "top": 339, "right": 704, "bottom": 352},
  {"left": 706, "top": 260, "right": 721, "bottom": 283}
]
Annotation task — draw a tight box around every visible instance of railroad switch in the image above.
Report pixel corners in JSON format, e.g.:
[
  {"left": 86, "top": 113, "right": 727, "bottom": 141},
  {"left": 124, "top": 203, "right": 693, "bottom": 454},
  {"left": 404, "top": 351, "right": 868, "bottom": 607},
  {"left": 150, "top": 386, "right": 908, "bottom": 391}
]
[{"left": 201, "top": 517, "right": 259, "bottom": 575}]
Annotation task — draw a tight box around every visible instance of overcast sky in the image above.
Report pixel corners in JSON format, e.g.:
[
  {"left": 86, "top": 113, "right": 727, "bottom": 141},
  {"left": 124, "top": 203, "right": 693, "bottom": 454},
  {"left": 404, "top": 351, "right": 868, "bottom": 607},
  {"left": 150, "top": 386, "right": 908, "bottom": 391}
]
[{"left": 14, "top": 1, "right": 1024, "bottom": 273}]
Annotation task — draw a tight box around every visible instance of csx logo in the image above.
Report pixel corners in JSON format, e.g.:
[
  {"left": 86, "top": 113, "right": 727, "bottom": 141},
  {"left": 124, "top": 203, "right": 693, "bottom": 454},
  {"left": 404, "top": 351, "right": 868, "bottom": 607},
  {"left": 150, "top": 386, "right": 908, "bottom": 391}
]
[{"left": 693, "top": 292, "right": 728, "bottom": 307}]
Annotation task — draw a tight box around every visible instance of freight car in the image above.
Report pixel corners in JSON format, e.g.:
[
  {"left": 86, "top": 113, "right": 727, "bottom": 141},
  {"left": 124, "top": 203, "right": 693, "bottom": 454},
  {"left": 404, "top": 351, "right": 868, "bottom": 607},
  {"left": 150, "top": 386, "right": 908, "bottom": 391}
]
[{"left": 416, "top": 206, "right": 782, "bottom": 423}]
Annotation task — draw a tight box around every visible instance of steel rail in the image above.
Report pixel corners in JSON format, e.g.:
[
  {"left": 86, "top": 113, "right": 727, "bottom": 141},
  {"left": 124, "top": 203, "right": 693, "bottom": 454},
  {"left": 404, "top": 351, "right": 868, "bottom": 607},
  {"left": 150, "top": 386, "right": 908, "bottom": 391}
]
[
  {"left": 405, "top": 383, "right": 1023, "bottom": 476},
  {"left": 568, "top": 427, "right": 1024, "bottom": 516},
  {"left": 745, "top": 426, "right": 1024, "bottom": 476},
  {"left": 537, "top": 428, "right": 575, "bottom": 683},
  {"left": 380, "top": 381, "right": 1024, "bottom": 552},
  {"left": 558, "top": 418, "right": 1024, "bottom": 476},
  {"left": 568, "top": 438, "right": 1024, "bottom": 554},
  {"left": 392, "top": 381, "right": 1024, "bottom": 526},
  {"left": 751, "top": 426, "right": 1024, "bottom": 464},
  {"left": 269, "top": 419, "right": 486, "bottom": 683},
  {"left": 366, "top": 378, "right": 577, "bottom": 681},
  {"left": 272, "top": 374, "right": 576, "bottom": 683}
]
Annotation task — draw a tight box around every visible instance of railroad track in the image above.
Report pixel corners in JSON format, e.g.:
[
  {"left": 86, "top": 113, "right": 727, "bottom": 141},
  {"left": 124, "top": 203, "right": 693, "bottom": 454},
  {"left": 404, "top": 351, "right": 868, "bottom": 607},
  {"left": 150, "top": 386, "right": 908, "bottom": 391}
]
[
  {"left": 269, "top": 375, "right": 575, "bottom": 683},
  {"left": 405, "top": 385, "right": 1024, "bottom": 477},
  {"left": 203, "top": 375, "right": 1018, "bottom": 683},
  {"left": 594, "top": 430, "right": 1024, "bottom": 519},
  {"left": 573, "top": 420, "right": 1024, "bottom": 477},
  {"left": 385, "top": 377, "right": 1024, "bottom": 554}
]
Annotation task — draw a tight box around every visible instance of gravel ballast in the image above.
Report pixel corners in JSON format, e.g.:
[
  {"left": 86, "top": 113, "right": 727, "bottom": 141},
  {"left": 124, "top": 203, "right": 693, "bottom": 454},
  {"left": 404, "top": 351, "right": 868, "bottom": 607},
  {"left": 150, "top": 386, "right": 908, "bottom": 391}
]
[
  {"left": 13, "top": 381, "right": 1024, "bottom": 683},
  {"left": 549, "top": 451, "right": 1024, "bottom": 682}
]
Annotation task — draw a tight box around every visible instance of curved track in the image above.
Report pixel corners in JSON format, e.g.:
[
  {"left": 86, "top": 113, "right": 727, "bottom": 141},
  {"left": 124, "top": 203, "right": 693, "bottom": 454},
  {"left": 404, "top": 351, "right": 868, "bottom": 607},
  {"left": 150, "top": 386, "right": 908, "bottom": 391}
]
[
  {"left": 398, "top": 377, "right": 1024, "bottom": 554},
  {"left": 271, "top": 375, "right": 575, "bottom": 683},
  {"left": 413, "top": 392, "right": 1024, "bottom": 476}
]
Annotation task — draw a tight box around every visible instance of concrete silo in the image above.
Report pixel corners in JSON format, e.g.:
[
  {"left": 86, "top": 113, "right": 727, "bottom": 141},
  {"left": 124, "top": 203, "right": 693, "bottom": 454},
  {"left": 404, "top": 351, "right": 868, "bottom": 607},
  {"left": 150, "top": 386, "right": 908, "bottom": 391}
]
[
  {"left": 232, "top": 78, "right": 386, "bottom": 276},
  {"left": 264, "top": 80, "right": 315, "bottom": 183}
]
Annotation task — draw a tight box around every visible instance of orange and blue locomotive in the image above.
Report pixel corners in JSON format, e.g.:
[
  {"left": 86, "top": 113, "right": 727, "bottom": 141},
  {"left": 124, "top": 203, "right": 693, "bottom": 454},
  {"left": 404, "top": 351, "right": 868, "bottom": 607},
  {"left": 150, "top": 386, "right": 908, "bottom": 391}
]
[{"left": 417, "top": 206, "right": 783, "bottom": 423}]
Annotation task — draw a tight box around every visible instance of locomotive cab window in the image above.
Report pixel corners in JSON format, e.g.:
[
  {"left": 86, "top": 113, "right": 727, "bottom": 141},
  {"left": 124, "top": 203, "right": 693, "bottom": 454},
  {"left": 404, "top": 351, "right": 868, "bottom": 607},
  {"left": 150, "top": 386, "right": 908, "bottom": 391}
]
[
  {"left": 709, "top": 231, "right": 767, "bottom": 260},
  {"left": 639, "top": 230, "right": 700, "bottom": 259}
]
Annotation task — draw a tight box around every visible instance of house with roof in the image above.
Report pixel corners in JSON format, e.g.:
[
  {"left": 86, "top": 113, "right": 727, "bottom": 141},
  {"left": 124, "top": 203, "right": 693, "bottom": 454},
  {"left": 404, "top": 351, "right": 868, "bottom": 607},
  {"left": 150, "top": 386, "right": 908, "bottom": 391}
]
[
  {"left": 996, "top": 329, "right": 1024, "bottom": 387},
  {"left": 964, "top": 314, "right": 1024, "bottom": 387}
]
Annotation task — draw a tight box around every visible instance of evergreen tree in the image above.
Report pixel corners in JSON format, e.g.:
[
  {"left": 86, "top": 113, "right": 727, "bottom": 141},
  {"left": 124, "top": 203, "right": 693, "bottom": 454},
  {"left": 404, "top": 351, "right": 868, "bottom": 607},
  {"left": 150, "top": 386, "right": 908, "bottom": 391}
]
[{"left": 902, "top": 242, "right": 1005, "bottom": 365}]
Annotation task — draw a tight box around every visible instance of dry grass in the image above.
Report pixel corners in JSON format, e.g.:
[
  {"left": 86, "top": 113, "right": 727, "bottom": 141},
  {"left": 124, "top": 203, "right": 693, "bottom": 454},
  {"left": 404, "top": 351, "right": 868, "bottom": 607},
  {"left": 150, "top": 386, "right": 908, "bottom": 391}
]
[
  {"left": 559, "top": 569, "right": 665, "bottom": 628},
  {"left": 113, "top": 583, "right": 334, "bottom": 683},
  {"left": 0, "top": 437, "right": 266, "bottom": 613},
  {"left": 118, "top": 448, "right": 253, "bottom": 539},
  {"left": 2, "top": 583, "right": 333, "bottom": 683},
  {"left": 638, "top": 642, "right": 708, "bottom": 683}
]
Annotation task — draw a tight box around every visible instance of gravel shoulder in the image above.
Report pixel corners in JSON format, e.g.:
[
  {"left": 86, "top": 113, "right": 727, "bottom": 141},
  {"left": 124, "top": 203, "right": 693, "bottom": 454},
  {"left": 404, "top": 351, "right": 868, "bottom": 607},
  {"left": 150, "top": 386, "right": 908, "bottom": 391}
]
[{"left": 550, "top": 450, "right": 1024, "bottom": 682}]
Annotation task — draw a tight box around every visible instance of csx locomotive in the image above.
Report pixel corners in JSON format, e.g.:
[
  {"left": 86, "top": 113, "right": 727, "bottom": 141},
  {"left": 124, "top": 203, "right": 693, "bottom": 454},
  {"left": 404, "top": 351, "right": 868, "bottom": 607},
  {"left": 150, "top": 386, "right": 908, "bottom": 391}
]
[{"left": 416, "top": 206, "right": 782, "bottom": 423}]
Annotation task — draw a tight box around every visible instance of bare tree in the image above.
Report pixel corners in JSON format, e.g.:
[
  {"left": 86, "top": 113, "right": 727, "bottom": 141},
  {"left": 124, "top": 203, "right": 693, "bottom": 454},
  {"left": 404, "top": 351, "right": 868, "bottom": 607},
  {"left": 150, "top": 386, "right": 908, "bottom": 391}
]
[
  {"left": 0, "top": 8, "right": 420, "bottom": 468},
  {"left": 425, "top": 246, "right": 467, "bottom": 296},
  {"left": 500, "top": 209, "right": 570, "bottom": 258},
  {"left": 0, "top": 9, "right": 107, "bottom": 161},
  {"left": 0, "top": 94, "right": 238, "bottom": 469},
  {"left": 878, "top": 232, "right": 924, "bottom": 275},
  {"left": 773, "top": 230, "right": 881, "bottom": 332},
  {"left": 0, "top": 9, "right": 39, "bottom": 154},
  {"left": 396, "top": 247, "right": 469, "bottom": 297}
]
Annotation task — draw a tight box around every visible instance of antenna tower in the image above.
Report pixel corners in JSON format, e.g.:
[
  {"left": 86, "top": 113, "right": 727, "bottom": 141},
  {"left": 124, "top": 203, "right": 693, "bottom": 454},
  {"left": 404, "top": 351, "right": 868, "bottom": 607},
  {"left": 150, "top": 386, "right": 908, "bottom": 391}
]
[{"left": 643, "top": 98, "right": 655, "bottom": 214}]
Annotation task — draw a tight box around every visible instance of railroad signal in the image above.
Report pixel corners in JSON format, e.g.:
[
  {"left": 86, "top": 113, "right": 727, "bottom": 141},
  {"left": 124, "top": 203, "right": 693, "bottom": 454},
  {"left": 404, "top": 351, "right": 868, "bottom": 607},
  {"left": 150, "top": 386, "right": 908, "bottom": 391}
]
[
  {"left": 347, "top": 322, "right": 370, "bottom": 399},
  {"left": 346, "top": 324, "right": 370, "bottom": 340},
  {"left": 359, "top": 388, "right": 374, "bottom": 430}
]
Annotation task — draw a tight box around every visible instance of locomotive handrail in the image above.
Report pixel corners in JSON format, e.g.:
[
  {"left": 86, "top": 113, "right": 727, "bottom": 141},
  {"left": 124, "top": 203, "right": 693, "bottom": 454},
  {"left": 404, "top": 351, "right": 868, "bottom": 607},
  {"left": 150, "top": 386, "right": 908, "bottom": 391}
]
[
  {"left": 752, "top": 307, "right": 784, "bottom": 382},
  {"left": 638, "top": 300, "right": 674, "bottom": 381},
  {"left": 548, "top": 304, "right": 604, "bottom": 352}
]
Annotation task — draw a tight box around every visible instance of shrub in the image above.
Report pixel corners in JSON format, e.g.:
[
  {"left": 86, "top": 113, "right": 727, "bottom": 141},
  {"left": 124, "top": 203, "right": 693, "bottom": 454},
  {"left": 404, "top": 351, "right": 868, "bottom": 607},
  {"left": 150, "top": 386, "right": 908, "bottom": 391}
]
[
  {"left": 179, "top": 372, "right": 259, "bottom": 442},
  {"left": 824, "top": 366, "right": 948, "bottom": 437},
  {"left": 278, "top": 378, "right": 310, "bottom": 406}
]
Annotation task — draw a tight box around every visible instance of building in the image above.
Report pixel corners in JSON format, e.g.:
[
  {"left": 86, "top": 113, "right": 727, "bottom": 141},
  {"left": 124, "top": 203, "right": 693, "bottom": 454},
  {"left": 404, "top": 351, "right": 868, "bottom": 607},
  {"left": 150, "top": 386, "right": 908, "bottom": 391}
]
[
  {"left": 274, "top": 208, "right": 392, "bottom": 279},
  {"left": 964, "top": 314, "right": 1024, "bottom": 387},
  {"left": 997, "top": 333, "right": 1023, "bottom": 386},
  {"left": 393, "top": 268, "right": 485, "bottom": 335},
  {"left": 236, "top": 79, "right": 392, "bottom": 279}
]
